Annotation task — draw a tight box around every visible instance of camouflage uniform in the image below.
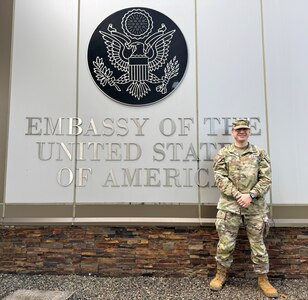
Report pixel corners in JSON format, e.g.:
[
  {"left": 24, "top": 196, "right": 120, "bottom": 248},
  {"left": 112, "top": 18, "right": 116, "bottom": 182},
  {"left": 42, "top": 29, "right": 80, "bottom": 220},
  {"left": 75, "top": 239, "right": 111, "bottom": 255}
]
[{"left": 213, "top": 143, "right": 272, "bottom": 274}]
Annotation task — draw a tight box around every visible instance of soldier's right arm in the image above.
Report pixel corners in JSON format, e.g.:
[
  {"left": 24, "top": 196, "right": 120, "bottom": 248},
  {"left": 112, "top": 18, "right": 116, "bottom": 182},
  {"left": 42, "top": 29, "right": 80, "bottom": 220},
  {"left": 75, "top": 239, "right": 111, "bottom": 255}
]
[{"left": 213, "top": 153, "right": 240, "bottom": 199}]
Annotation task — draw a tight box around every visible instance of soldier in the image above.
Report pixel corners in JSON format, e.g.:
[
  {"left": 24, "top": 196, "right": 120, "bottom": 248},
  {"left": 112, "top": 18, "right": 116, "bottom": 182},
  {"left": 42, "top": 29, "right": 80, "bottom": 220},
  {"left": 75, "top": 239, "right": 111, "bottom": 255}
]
[{"left": 209, "top": 119, "right": 278, "bottom": 298}]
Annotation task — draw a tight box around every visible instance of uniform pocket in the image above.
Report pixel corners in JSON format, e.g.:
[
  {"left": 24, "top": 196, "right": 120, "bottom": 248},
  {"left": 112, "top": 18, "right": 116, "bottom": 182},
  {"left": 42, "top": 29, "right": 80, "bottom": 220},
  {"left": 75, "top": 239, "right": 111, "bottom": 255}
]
[
  {"left": 263, "top": 216, "right": 270, "bottom": 237},
  {"left": 216, "top": 210, "right": 226, "bottom": 220},
  {"left": 215, "top": 210, "right": 227, "bottom": 232},
  {"left": 246, "top": 215, "right": 264, "bottom": 237}
]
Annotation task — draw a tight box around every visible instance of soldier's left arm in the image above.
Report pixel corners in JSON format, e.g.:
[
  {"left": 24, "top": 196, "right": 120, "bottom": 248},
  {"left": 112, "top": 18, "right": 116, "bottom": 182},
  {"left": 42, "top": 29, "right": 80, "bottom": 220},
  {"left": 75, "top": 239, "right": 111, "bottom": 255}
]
[{"left": 250, "top": 149, "right": 272, "bottom": 198}]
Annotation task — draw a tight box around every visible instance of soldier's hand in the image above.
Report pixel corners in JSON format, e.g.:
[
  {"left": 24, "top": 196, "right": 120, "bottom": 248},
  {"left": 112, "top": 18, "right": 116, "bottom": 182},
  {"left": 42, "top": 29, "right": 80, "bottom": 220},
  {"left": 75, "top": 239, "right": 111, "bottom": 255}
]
[
  {"left": 237, "top": 194, "right": 252, "bottom": 208},
  {"left": 235, "top": 193, "right": 241, "bottom": 200}
]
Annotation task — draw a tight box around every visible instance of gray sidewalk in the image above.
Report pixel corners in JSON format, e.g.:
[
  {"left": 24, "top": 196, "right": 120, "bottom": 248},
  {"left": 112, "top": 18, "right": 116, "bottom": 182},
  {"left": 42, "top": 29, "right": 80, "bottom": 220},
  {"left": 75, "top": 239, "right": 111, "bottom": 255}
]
[{"left": 0, "top": 273, "right": 307, "bottom": 300}]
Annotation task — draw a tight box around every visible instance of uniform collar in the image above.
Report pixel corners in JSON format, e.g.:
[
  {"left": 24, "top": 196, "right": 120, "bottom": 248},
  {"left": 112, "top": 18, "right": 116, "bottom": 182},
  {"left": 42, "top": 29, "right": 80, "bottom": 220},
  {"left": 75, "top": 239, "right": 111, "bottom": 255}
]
[{"left": 230, "top": 143, "right": 255, "bottom": 154}]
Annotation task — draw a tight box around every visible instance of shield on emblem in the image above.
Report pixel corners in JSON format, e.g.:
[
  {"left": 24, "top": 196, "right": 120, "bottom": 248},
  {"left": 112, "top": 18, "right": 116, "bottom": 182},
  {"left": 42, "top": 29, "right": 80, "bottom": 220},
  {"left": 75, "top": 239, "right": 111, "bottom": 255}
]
[{"left": 129, "top": 57, "right": 149, "bottom": 81}]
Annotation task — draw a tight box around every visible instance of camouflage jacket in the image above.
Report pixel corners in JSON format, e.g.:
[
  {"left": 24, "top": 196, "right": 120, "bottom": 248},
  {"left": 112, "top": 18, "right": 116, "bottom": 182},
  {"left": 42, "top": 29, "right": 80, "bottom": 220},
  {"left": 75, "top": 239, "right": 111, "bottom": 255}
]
[{"left": 213, "top": 143, "right": 272, "bottom": 215}]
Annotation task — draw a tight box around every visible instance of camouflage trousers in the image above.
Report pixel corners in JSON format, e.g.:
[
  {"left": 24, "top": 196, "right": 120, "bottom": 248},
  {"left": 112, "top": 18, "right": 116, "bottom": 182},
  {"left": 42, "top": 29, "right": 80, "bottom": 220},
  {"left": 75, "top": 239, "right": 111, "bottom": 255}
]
[{"left": 215, "top": 210, "right": 269, "bottom": 274}]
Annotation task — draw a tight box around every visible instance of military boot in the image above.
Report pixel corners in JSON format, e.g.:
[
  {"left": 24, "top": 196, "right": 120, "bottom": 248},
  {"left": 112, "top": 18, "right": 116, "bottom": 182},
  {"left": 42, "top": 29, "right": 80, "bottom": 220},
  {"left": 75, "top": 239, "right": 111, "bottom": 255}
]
[
  {"left": 258, "top": 274, "right": 279, "bottom": 298},
  {"left": 209, "top": 263, "right": 228, "bottom": 291}
]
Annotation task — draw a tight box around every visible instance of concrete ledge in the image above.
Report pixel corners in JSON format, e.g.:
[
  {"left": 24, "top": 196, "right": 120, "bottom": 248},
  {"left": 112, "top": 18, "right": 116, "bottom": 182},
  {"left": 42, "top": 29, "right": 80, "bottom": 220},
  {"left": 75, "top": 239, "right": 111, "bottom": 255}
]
[
  {"left": 1, "top": 217, "right": 307, "bottom": 226},
  {"left": 4, "top": 290, "right": 75, "bottom": 300}
]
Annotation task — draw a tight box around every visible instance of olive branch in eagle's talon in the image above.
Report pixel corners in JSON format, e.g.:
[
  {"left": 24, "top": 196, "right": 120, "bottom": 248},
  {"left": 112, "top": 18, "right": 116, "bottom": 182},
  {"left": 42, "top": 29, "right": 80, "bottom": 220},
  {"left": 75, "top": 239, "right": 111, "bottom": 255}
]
[
  {"left": 93, "top": 57, "right": 121, "bottom": 91},
  {"left": 156, "top": 56, "right": 179, "bottom": 94}
]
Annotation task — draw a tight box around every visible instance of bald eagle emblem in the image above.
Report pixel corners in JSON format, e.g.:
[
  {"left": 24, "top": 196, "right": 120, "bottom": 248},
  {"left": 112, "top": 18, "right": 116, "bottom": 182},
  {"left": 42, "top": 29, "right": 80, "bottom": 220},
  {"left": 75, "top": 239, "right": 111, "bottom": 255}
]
[{"left": 88, "top": 8, "right": 187, "bottom": 104}]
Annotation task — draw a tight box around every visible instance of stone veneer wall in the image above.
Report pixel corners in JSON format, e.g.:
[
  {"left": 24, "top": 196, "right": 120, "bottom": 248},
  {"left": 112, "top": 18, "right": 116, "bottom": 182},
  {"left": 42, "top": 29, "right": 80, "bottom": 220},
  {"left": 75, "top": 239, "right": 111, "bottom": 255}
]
[{"left": 0, "top": 225, "right": 307, "bottom": 278}]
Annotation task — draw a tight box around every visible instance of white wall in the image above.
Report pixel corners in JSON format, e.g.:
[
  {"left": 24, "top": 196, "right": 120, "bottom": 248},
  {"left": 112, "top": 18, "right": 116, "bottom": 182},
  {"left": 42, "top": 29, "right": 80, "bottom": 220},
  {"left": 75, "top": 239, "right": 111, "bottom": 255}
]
[
  {"left": 76, "top": 0, "right": 198, "bottom": 203},
  {"left": 263, "top": 0, "right": 308, "bottom": 204},
  {"left": 5, "top": 0, "right": 308, "bottom": 205},
  {"left": 5, "top": 0, "right": 78, "bottom": 203},
  {"left": 197, "top": 0, "right": 268, "bottom": 203}
]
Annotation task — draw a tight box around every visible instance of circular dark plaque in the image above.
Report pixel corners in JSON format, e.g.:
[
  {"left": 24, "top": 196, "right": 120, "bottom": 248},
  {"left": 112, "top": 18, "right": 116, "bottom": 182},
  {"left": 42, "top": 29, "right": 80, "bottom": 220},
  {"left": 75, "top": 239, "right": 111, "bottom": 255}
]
[{"left": 88, "top": 7, "right": 188, "bottom": 106}]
